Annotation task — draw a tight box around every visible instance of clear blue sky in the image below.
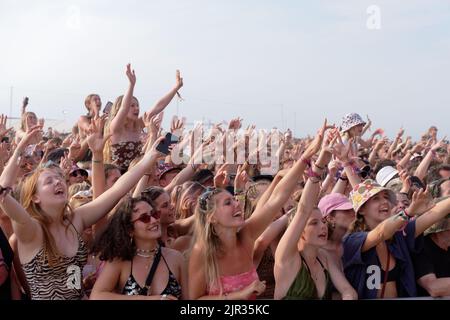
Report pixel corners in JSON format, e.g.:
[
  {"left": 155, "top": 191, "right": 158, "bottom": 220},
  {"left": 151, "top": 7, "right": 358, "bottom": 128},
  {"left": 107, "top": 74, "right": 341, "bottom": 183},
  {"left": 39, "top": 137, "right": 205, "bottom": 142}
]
[{"left": 1, "top": 0, "right": 449, "bottom": 140}]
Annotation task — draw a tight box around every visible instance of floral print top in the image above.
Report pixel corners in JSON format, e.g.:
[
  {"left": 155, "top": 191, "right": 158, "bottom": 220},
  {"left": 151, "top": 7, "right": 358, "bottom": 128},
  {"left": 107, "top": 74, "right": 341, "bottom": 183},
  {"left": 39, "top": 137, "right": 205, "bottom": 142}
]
[{"left": 111, "top": 140, "right": 143, "bottom": 171}]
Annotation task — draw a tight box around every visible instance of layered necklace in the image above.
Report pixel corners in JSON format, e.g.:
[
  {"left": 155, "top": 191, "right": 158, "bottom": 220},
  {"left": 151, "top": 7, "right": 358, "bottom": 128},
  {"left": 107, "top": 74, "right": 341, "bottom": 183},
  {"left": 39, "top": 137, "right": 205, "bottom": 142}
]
[{"left": 136, "top": 247, "right": 157, "bottom": 258}]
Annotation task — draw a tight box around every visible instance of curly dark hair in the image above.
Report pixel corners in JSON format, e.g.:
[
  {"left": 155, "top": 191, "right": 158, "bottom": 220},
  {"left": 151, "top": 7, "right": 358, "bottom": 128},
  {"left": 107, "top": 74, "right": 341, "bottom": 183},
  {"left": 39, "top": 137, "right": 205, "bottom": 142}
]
[{"left": 92, "top": 195, "right": 149, "bottom": 262}]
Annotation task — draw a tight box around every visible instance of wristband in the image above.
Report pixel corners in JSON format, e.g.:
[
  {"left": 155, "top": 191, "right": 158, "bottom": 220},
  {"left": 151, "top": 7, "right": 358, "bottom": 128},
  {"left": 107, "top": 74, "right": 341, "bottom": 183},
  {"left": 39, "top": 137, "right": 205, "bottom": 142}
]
[
  {"left": 301, "top": 157, "right": 311, "bottom": 167},
  {"left": 314, "top": 162, "right": 325, "bottom": 170}
]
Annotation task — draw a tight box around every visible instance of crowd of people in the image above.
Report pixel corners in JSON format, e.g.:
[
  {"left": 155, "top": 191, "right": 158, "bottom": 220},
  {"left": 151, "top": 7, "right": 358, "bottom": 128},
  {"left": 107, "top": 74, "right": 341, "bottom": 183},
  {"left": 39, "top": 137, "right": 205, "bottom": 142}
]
[{"left": 0, "top": 64, "right": 449, "bottom": 300}]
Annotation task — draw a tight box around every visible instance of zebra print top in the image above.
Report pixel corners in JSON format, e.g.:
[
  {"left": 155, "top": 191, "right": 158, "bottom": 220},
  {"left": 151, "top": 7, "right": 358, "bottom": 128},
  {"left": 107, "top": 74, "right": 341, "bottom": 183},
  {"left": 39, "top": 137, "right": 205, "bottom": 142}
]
[{"left": 22, "top": 225, "right": 88, "bottom": 300}]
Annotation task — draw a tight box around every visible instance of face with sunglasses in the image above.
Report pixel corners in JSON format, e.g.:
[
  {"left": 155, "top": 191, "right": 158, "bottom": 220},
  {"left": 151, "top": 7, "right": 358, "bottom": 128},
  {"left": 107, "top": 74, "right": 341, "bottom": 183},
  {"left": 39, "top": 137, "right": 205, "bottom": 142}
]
[
  {"left": 69, "top": 169, "right": 88, "bottom": 185},
  {"left": 130, "top": 201, "right": 161, "bottom": 239}
]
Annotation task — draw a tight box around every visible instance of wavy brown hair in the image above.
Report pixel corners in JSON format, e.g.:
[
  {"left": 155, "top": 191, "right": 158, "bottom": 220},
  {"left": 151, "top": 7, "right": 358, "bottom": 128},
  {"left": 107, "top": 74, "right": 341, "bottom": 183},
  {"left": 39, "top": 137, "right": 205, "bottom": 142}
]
[{"left": 92, "top": 196, "right": 149, "bottom": 261}]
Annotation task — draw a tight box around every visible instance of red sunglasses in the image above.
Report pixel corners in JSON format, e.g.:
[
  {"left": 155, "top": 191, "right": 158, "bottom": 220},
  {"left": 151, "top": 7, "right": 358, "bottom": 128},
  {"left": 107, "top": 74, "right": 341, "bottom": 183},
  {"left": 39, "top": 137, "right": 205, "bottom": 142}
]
[{"left": 131, "top": 210, "right": 161, "bottom": 223}]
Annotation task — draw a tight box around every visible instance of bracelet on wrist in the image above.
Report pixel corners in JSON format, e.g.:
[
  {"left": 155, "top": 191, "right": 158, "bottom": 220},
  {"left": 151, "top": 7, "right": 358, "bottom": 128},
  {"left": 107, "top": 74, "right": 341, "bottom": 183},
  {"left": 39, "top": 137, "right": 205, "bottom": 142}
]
[
  {"left": 301, "top": 157, "right": 311, "bottom": 167},
  {"left": 92, "top": 159, "right": 103, "bottom": 164},
  {"left": 306, "top": 167, "right": 321, "bottom": 179},
  {"left": 404, "top": 209, "right": 414, "bottom": 218},
  {"left": 314, "top": 162, "right": 325, "bottom": 170},
  {"left": 309, "top": 177, "right": 321, "bottom": 184}
]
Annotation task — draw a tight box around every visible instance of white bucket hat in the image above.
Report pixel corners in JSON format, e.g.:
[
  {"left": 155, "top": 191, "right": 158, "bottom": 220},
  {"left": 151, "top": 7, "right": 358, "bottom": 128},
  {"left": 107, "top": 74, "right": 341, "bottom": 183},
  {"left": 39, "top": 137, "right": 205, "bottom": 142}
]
[
  {"left": 340, "top": 113, "right": 366, "bottom": 132},
  {"left": 376, "top": 166, "right": 399, "bottom": 187}
]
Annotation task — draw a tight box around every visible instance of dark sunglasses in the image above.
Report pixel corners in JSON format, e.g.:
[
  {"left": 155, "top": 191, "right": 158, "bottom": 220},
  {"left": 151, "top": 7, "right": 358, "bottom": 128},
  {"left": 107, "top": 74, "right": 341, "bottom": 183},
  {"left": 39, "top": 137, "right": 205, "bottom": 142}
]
[
  {"left": 131, "top": 210, "right": 161, "bottom": 223},
  {"left": 70, "top": 170, "right": 88, "bottom": 178}
]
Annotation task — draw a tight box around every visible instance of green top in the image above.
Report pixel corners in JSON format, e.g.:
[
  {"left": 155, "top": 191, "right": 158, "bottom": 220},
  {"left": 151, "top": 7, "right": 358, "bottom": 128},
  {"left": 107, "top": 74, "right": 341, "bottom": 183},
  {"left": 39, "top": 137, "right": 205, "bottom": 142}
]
[{"left": 283, "top": 254, "right": 333, "bottom": 300}]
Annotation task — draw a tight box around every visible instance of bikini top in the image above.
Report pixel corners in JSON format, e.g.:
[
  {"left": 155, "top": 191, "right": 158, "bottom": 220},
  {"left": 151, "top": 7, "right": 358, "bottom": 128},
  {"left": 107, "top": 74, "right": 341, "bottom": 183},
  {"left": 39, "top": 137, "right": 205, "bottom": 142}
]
[{"left": 122, "top": 246, "right": 182, "bottom": 299}]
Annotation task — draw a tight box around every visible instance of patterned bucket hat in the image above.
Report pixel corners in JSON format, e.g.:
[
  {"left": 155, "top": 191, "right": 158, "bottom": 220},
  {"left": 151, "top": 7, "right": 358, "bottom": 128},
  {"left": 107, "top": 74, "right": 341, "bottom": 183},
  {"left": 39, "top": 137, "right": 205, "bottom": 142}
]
[
  {"left": 424, "top": 196, "right": 450, "bottom": 235},
  {"left": 350, "top": 179, "right": 397, "bottom": 214},
  {"left": 424, "top": 216, "right": 450, "bottom": 235},
  {"left": 341, "top": 113, "right": 366, "bottom": 132}
]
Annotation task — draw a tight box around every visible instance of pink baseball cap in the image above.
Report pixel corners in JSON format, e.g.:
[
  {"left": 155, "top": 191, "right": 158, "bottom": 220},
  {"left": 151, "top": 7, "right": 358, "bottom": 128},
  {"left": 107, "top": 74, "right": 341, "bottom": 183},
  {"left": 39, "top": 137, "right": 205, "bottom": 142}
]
[{"left": 318, "top": 193, "right": 354, "bottom": 217}]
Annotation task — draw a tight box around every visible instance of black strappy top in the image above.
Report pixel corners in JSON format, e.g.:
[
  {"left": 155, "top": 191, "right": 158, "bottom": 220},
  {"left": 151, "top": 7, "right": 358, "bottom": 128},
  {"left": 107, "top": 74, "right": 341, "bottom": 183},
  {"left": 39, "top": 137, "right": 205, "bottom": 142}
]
[
  {"left": 122, "top": 247, "right": 182, "bottom": 299},
  {"left": 378, "top": 257, "right": 401, "bottom": 282}
]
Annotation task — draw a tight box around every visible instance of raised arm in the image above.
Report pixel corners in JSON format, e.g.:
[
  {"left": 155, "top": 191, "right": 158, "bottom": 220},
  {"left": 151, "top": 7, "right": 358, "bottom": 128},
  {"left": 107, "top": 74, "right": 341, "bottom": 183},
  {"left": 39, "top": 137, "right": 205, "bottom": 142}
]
[
  {"left": 75, "top": 137, "right": 164, "bottom": 230},
  {"left": 87, "top": 118, "right": 110, "bottom": 199},
  {"left": 415, "top": 194, "right": 450, "bottom": 237},
  {"left": 414, "top": 137, "right": 446, "bottom": 181},
  {"left": 146, "top": 70, "right": 183, "bottom": 119},
  {"left": 361, "top": 188, "right": 432, "bottom": 252},
  {"left": 243, "top": 120, "right": 330, "bottom": 242},
  {"left": 386, "top": 128, "right": 404, "bottom": 159},
  {"left": 109, "top": 64, "right": 136, "bottom": 135},
  {"left": 253, "top": 214, "right": 288, "bottom": 267},
  {"left": 333, "top": 135, "right": 361, "bottom": 188},
  {"left": 275, "top": 178, "right": 320, "bottom": 270},
  {"left": 0, "top": 126, "right": 43, "bottom": 244}
]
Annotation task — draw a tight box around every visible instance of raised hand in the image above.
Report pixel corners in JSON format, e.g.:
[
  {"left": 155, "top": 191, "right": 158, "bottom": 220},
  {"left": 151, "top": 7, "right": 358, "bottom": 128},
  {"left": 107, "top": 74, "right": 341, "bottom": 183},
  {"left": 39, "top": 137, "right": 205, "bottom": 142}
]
[
  {"left": 0, "top": 114, "right": 12, "bottom": 138},
  {"left": 411, "top": 141, "right": 426, "bottom": 154},
  {"left": 398, "top": 169, "right": 411, "bottom": 193},
  {"left": 321, "top": 128, "right": 338, "bottom": 154},
  {"left": 59, "top": 153, "right": 73, "bottom": 177},
  {"left": 86, "top": 116, "right": 111, "bottom": 155},
  {"left": 371, "top": 128, "right": 384, "bottom": 138},
  {"left": 170, "top": 116, "right": 184, "bottom": 137},
  {"left": 175, "top": 69, "right": 183, "bottom": 91},
  {"left": 332, "top": 134, "right": 353, "bottom": 163},
  {"left": 126, "top": 63, "right": 136, "bottom": 86},
  {"left": 68, "top": 136, "right": 81, "bottom": 161},
  {"left": 430, "top": 136, "right": 447, "bottom": 152},
  {"left": 234, "top": 162, "right": 249, "bottom": 191},
  {"left": 149, "top": 135, "right": 166, "bottom": 158},
  {"left": 18, "top": 125, "right": 43, "bottom": 150},
  {"left": 228, "top": 117, "right": 242, "bottom": 130},
  {"left": 408, "top": 187, "right": 434, "bottom": 216},
  {"left": 302, "top": 119, "right": 332, "bottom": 160},
  {"left": 214, "top": 164, "right": 230, "bottom": 189}
]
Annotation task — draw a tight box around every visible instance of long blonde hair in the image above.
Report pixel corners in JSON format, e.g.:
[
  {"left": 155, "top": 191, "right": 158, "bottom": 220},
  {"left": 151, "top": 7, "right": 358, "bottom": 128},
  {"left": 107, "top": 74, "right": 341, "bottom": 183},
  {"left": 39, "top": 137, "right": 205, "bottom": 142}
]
[
  {"left": 103, "top": 95, "right": 141, "bottom": 162},
  {"left": 20, "top": 112, "right": 37, "bottom": 131},
  {"left": 193, "top": 188, "right": 225, "bottom": 294},
  {"left": 20, "top": 166, "right": 73, "bottom": 266}
]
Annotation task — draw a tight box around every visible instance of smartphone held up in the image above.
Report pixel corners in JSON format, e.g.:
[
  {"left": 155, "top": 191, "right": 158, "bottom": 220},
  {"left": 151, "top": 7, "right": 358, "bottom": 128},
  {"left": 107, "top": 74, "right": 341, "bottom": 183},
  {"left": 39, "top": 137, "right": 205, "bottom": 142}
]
[{"left": 156, "top": 132, "right": 179, "bottom": 155}]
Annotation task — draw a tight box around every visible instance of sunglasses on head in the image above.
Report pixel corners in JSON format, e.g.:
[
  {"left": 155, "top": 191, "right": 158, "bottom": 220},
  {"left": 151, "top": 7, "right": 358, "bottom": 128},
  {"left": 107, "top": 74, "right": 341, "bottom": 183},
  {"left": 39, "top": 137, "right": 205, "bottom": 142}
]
[
  {"left": 131, "top": 210, "right": 161, "bottom": 223},
  {"left": 199, "top": 187, "right": 219, "bottom": 210}
]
